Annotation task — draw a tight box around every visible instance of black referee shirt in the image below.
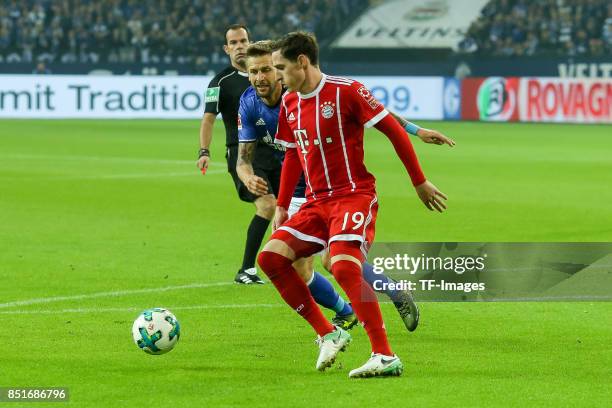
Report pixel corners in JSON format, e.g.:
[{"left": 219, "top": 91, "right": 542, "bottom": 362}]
[{"left": 204, "top": 66, "right": 251, "bottom": 147}]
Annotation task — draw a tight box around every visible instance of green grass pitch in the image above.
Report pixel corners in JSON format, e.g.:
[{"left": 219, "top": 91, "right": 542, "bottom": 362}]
[{"left": 0, "top": 120, "right": 610, "bottom": 407}]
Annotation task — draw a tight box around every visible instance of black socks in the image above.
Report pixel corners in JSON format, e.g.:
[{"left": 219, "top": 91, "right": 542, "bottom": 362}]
[{"left": 241, "top": 214, "right": 271, "bottom": 272}]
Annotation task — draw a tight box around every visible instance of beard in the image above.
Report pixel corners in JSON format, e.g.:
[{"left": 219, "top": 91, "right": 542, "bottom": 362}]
[{"left": 255, "top": 84, "right": 274, "bottom": 99}]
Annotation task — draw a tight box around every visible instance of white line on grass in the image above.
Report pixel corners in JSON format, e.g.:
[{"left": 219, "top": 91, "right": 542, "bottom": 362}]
[
  {"left": 0, "top": 303, "right": 283, "bottom": 315},
  {"left": 1, "top": 169, "right": 226, "bottom": 181},
  {"left": 0, "top": 282, "right": 234, "bottom": 309},
  {"left": 2, "top": 296, "right": 609, "bottom": 315},
  {"left": 1, "top": 153, "right": 227, "bottom": 167},
  {"left": 47, "top": 169, "right": 225, "bottom": 180}
]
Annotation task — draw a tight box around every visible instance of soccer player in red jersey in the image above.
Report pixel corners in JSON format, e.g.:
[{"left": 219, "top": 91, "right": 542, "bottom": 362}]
[{"left": 257, "top": 32, "right": 448, "bottom": 378}]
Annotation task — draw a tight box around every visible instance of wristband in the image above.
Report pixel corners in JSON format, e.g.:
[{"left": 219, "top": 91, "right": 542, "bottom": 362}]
[
  {"left": 404, "top": 122, "right": 421, "bottom": 136},
  {"left": 198, "top": 148, "right": 210, "bottom": 158}
]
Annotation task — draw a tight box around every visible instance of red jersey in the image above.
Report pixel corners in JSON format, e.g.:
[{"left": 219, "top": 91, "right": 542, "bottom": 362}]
[{"left": 274, "top": 74, "right": 388, "bottom": 200}]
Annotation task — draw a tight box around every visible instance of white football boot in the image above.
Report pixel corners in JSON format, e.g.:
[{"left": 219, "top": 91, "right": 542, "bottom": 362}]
[
  {"left": 348, "top": 353, "right": 404, "bottom": 378},
  {"left": 315, "top": 326, "right": 352, "bottom": 371}
]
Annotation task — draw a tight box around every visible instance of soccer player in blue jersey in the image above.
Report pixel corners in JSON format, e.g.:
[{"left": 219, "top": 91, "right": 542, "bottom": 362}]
[{"left": 236, "top": 41, "right": 454, "bottom": 332}]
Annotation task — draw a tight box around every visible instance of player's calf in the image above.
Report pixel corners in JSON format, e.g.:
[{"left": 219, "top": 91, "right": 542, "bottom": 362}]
[
  {"left": 295, "top": 257, "right": 356, "bottom": 326},
  {"left": 257, "top": 249, "right": 334, "bottom": 337},
  {"left": 329, "top": 241, "right": 394, "bottom": 357},
  {"left": 361, "top": 262, "right": 419, "bottom": 331},
  {"left": 254, "top": 194, "right": 276, "bottom": 220}
]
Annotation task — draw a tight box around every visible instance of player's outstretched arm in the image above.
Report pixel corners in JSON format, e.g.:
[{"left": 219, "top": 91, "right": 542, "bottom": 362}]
[
  {"left": 416, "top": 128, "right": 455, "bottom": 146},
  {"left": 375, "top": 113, "right": 448, "bottom": 212},
  {"left": 273, "top": 147, "right": 302, "bottom": 230},
  {"left": 389, "top": 111, "right": 455, "bottom": 147},
  {"left": 197, "top": 112, "right": 217, "bottom": 174},
  {"left": 236, "top": 142, "right": 269, "bottom": 196}
]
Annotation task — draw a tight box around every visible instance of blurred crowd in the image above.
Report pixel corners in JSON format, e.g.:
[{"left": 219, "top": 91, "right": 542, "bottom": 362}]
[
  {"left": 458, "top": 0, "right": 612, "bottom": 57},
  {"left": 3, "top": 0, "right": 609, "bottom": 66},
  {"left": 0, "top": 0, "right": 368, "bottom": 66}
]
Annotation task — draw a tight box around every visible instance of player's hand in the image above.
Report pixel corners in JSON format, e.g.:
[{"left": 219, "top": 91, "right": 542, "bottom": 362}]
[
  {"left": 418, "top": 128, "right": 455, "bottom": 147},
  {"left": 415, "top": 180, "right": 447, "bottom": 212},
  {"left": 197, "top": 156, "right": 210, "bottom": 175},
  {"left": 273, "top": 206, "right": 288, "bottom": 230},
  {"left": 245, "top": 175, "right": 269, "bottom": 196}
]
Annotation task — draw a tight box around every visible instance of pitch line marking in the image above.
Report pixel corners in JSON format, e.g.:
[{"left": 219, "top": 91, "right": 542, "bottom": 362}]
[
  {"left": 1, "top": 153, "right": 226, "bottom": 167},
  {"left": 0, "top": 303, "right": 284, "bottom": 315},
  {"left": 0, "top": 282, "right": 234, "bottom": 309},
  {"left": 0, "top": 169, "right": 226, "bottom": 181},
  {"left": 2, "top": 296, "right": 610, "bottom": 315},
  {"left": 45, "top": 170, "right": 225, "bottom": 180}
]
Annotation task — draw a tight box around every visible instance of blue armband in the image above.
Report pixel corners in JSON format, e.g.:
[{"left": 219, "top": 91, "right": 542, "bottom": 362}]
[{"left": 404, "top": 121, "right": 421, "bottom": 136}]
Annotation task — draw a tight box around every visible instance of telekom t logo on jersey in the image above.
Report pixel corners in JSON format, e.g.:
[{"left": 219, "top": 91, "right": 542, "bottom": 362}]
[
  {"left": 294, "top": 129, "right": 309, "bottom": 154},
  {"left": 294, "top": 129, "right": 333, "bottom": 154}
]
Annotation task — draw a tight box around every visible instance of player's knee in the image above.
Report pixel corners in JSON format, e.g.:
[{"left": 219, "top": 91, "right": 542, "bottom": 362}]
[
  {"left": 320, "top": 251, "right": 332, "bottom": 273},
  {"left": 329, "top": 241, "right": 363, "bottom": 283},
  {"left": 255, "top": 195, "right": 276, "bottom": 219},
  {"left": 329, "top": 241, "right": 363, "bottom": 264},
  {"left": 330, "top": 259, "right": 362, "bottom": 288},
  {"left": 258, "top": 239, "right": 296, "bottom": 276},
  {"left": 293, "top": 258, "right": 314, "bottom": 283},
  {"left": 261, "top": 238, "right": 296, "bottom": 259},
  {"left": 257, "top": 250, "right": 291, "bottom": 279},
  {"left": 257, "top": 251, "right": 282, "bottom": 274}
]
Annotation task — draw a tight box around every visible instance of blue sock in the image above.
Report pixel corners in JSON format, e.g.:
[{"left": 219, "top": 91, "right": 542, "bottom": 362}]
[
  {"left": 362, "top": 262, "right": 402, "bottom": 303},
  {"left": 308, "top": 271, "right": 353, "bottom": 315}
]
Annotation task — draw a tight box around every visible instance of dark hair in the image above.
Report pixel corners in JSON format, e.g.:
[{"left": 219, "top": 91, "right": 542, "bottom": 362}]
[
  {"left": 224, "top": 24, "right": 250, "bottom": 44},
  {"left": 274, "top": 31, "right": 318, "bottom": 65},
  {"left": 246, "top": 40, "right": 273, "bottom": 58}
]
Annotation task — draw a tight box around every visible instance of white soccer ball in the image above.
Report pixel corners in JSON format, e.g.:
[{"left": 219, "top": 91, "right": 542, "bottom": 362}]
[{"left": 132, "top": 308, "right": 181, "bottom": 355}]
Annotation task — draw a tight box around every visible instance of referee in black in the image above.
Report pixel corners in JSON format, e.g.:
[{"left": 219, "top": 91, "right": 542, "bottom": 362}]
[{"left": 197, "top": 24, "right": 271, "bottom": 284}]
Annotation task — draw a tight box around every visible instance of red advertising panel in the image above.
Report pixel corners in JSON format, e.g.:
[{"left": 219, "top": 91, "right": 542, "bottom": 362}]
[
  {"left": 461, "top": 77, "right": 520, "bottom": 122},
  {"left": 462, "top": 77, "right": 612, "bottom": 123},
  {"left": 520, "top": 78, "right": 612, "bottom": 123}
]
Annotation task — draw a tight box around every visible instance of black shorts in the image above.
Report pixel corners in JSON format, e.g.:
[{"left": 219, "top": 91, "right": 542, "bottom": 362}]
[{"left": 226, "top": 145, "right": 281, "bottom": 203}]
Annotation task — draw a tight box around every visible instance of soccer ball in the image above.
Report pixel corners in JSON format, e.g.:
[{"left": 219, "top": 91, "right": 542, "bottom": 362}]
[{"left": 132, "top": 308, "right": 180, "bottom": 355}]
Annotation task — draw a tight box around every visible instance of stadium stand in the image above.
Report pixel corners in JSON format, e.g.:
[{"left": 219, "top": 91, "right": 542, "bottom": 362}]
[
  {"left": 457, "top": 0, "right": 612, "bottom": 57},
  {"left": 0, "top": 0, "right": 370, "bottom": 66},
  {"left": 1, "top": 0, "right": 609, "bottom": 76}
]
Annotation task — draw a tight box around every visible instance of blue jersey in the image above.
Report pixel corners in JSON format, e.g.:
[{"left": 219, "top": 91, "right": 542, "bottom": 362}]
[{"left": 238, "top": 86, "right": 306, "bottom": 198}]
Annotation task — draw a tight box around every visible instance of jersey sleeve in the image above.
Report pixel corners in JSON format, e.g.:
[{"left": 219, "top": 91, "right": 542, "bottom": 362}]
[
  {"left": 375, "top": 113, "right": 426, "bottom": 186},
  {"left": 274, "top": 98, "right": 296, "bottom": 149},
  {"left": 204, "top": 75, "right": 221, "bottom": 114},
  {"left": 346, "top": 81, "right": 389, "bottom": 128},
  {"left": 237, "top": 92, "right": 257, "bottom": 143},
  {"left": 276, "top": 147, "right": 302, "bottom": 209}
]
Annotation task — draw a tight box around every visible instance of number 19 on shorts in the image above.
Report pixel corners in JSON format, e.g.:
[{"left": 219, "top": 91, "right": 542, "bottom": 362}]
[{"left": 342, "top": 211, "right": 365, "bottom": 231}]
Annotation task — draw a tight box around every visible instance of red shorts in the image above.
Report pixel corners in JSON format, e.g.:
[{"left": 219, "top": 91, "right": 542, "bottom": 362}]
[{"left": 271, "top": 192, "right": 378, "bottom": 260}]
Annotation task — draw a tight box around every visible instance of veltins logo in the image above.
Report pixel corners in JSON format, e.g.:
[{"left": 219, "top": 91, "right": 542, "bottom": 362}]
[
  {"left": 404, "top": 1, "right": 449, "bottom": 21},
  {"left": 477, "top": 77, "right": 516, "bottom": 121}
]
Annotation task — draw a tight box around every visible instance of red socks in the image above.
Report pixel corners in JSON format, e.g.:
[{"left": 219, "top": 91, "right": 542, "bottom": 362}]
[
  {"left": 257, "top": 249, "right": 393, "bottom": 356},
  {"left": 257, "top": 251, "right": 334, "bottom": 337},
  {"left": 331, "top": 259, "right": 393, "bottom": 356}
]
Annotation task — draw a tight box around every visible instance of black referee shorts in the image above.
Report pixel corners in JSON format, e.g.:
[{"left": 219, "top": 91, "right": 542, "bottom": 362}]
[{"left": 226, "top": 145, "right": 281, "bottom": 203}]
